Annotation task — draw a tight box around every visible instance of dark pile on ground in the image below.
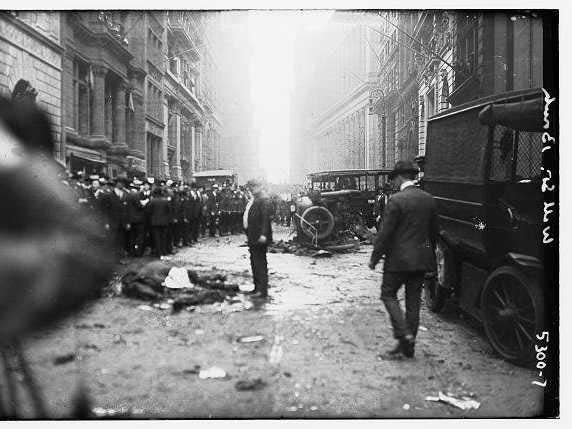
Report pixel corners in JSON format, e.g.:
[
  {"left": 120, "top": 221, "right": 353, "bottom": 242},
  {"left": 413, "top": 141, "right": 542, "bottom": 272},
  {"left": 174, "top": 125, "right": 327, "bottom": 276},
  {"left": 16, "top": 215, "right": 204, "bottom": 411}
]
[
  {"left": 118, "top": 261, "right": 240, "bottom": 312},
  {"left": 269, "top": 236, "right": 361, "bottom": 256}
]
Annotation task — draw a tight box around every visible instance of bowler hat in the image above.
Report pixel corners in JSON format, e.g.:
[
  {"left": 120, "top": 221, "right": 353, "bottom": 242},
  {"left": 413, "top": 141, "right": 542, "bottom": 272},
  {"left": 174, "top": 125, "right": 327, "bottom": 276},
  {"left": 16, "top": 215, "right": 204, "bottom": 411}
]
[{"left": 389, "top": 160, "right": 419, "bottom": 179}]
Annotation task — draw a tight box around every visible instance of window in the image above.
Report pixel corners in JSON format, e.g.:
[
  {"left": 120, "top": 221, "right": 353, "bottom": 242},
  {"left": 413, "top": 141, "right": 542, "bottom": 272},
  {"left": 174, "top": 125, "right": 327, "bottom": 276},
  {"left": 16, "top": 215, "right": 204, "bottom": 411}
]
[
  {"left": 515, "top": 131, "right": 542, "bottom": 180},
  {"left": 457, "top": 14, "right": 479, "bottom": 75},
  {"left": 72, "top": 59, "right": 90, "bottom": 135}
]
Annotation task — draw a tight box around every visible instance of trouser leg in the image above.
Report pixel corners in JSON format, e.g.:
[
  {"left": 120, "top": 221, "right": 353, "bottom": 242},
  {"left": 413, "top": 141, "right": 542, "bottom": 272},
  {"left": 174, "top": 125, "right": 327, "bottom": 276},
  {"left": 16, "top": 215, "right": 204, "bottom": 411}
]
[
  {"left": 249, "top": 245, "right": 268, "bottom": 296},
  {"left": 132, "top": 223, "right": 145, "bottom": 256},
  {"left": 163, "top": 226, "right": 170, "bottom": 256},
  {"left": 404, "top": 272, "right": 425, "bottom": 339},
  {"left": 249, "top": 247, "right": 259, "bottom": 291},
  {"left": 381, "top": 271, "right": 409, "bottom": 339},
  {"left": 151, "top": 226, "right": 162, "bottom": 257}
]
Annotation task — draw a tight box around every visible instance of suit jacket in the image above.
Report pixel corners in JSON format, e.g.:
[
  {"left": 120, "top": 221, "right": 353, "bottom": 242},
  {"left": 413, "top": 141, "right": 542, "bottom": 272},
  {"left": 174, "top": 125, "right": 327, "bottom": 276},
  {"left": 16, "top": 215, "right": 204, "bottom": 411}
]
[
  {"left": 370, "top": 185, "right": 439, "bottom": 272},
  {"left": 245, "top": 195, "right": 273, "bottom": 247},
  {"left": 98, "top": 189, "right": 128, "bottom": 228},
  {"left": 126, "top": 191, "right": 146, "bottom": 224},
  {"left": 147, "top": 197, "right": 171, "bottom": 227}
]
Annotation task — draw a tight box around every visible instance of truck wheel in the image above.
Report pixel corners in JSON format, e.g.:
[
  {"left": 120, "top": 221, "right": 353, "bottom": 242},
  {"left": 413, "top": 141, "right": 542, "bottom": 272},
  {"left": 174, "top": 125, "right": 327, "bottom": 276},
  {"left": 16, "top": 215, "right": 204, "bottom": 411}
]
[
  {"left": 424, "top": 239, "right": 453, "bottom": 312},
  {"left": 481, "top": 266, "right": 543, "bottom": 365},
  {"left": 300, "top": 206, "right": 335, "bottom": 241}
]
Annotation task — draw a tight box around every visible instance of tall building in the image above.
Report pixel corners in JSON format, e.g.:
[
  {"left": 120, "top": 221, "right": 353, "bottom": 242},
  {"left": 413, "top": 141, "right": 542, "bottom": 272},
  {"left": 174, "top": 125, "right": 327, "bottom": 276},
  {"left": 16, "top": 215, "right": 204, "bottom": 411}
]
[
  {"left": 56, "top": 11, "right": 227, "bottom": 179},
  {"left": 0, "top": 12, "right": 64, "bottom": 160},
  {"left": 212, "top": 11, "right": 260, "bottom": 184},
  {"left": 370, "top": 11, "right": 544, "bottom": 162},
  {"left": 290, "top": 12, "right": 379, "bottom": 184}
]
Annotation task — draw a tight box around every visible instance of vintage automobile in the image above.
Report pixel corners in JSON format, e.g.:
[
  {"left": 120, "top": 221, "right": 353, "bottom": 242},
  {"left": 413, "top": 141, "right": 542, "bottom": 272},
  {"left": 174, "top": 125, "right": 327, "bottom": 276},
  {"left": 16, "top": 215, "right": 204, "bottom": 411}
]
[
  {"left": 294, "top": 169, "right": 392, "bottom": 244},
  {"left": 421, "top": 88, "right": 544, "bottom": 365}
]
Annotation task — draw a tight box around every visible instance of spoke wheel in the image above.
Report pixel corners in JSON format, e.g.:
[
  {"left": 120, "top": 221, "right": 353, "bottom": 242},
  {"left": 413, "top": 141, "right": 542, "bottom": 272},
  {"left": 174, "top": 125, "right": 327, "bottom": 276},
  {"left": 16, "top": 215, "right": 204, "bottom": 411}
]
[
  {"left": 423, "top": 239, "right": 452, "bottom": 313},
  {"left": 481, "top": 266, "right": 543, "bottom": 365},
  {"left": 300, "top": 206, "right": 335, "bottom": 241}
]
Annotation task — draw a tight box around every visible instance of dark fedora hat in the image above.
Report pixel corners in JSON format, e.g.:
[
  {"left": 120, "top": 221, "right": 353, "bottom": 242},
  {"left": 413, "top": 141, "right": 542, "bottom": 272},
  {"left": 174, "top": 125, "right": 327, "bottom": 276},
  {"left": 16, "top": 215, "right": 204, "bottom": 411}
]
[{"left": 389, "top": 160, "right": 420, "bottom": 179}]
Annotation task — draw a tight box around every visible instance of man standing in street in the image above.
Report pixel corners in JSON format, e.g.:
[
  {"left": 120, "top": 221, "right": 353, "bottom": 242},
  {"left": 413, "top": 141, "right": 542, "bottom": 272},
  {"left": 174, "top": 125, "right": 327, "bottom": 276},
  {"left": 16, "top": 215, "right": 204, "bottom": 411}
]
[
  {"left": 244, "top": 179, "right": 273, "bottom": 299},
  {"left": 369, "top": 160, "right": 439, "bottom": 359}
]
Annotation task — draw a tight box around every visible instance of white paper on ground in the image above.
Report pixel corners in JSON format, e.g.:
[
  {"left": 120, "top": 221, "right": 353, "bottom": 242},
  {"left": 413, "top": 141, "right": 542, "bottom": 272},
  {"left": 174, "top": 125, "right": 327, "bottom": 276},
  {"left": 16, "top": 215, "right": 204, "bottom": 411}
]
[{"left": 164, "top": 267, "right": 192, "bottom": 289}]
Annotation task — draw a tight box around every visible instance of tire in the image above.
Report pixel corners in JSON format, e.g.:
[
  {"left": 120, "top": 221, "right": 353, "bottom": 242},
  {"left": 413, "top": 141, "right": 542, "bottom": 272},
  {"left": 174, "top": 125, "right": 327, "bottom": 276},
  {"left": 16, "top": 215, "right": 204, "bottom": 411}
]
[
  {"left": 300, "top": 206, "right": 335, "bottom": 241},
  {"left": 424, "top": 239, "right": 453, "bottom": 313},
  {"left": 480, "top": 265, "right": 544, "bottom": 365}
]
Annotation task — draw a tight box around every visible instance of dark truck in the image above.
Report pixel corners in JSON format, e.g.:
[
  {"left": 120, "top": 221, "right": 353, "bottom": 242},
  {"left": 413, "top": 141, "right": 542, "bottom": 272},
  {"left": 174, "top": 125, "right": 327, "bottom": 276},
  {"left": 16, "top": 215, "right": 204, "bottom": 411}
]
[{"left": 422, "top": 88, "right": 544, "bottom": 365}]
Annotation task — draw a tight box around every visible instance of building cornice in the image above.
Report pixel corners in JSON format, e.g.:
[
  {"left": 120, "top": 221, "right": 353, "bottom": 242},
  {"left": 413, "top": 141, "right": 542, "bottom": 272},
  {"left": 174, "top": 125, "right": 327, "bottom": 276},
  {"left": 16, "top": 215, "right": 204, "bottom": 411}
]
[
  {"left": 3, "top": 13, "right": 64, "bottom": 54},
  {"left": 312, "top": 82, "right": 372, "bottom": 133}
]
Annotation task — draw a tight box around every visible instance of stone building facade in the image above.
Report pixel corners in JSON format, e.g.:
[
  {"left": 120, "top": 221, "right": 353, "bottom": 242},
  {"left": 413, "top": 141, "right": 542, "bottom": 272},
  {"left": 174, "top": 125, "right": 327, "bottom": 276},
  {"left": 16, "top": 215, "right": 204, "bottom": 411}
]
[
  {"left": 1, "top": 11, "right": 226, "bottom": 180},
  {"left": 60, "top": 11, "right": 224, "bottom": 180},
  {"left": 370, "top": 10, "right": 544, "bottom": 165},
  {"left": 290, "top": 16, "right": 379, "bottom": 184},
  {"left": 0, "top": 12, "right": 64, "bottom": 160}
]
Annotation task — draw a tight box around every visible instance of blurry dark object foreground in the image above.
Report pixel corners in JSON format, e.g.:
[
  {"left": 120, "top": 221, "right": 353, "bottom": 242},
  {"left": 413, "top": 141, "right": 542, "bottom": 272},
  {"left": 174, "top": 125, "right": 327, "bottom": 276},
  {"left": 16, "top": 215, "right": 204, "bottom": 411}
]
[{"left": 0, "top": 95, "right": 114, "bottom": 418}]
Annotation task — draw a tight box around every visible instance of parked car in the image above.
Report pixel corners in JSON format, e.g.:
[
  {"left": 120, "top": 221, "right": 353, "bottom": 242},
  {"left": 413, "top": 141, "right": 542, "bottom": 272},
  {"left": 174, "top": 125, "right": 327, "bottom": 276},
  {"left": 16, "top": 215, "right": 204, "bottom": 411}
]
[
  {"left": 421, "top": 88, "right": 544, "bottom": 365},
  {"left": 295, "top": 169, "right": 392, "bottom": 244}
]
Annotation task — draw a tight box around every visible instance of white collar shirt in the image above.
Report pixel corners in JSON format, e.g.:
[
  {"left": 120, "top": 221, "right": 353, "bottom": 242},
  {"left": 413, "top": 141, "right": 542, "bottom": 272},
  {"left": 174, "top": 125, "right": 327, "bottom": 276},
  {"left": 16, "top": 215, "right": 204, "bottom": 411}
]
[
  {"left": 243, "top": 198, "right": 254, "bottom": 230},
  {"left": 400, "top": 180, "right": 417, "bottom": 192}
]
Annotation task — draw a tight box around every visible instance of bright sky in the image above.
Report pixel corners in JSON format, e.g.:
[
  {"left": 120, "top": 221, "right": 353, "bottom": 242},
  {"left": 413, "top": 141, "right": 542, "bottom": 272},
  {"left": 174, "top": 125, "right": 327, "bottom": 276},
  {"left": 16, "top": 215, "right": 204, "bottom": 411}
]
[{"left": 248, "top": 11, "right": 333, "bottom": 184}]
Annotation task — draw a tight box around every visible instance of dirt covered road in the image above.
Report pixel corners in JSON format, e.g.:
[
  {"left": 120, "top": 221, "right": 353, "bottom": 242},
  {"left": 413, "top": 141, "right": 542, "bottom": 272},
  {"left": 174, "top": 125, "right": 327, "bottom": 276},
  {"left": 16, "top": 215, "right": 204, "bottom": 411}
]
[{"left": 20, "top": 226, "right": 543, "bottom": 418}]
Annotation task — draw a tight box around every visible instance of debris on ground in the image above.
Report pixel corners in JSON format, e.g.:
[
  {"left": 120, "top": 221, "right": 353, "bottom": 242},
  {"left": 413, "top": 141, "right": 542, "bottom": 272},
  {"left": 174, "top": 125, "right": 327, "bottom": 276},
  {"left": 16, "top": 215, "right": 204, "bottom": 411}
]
[
  {"left": 164, "top": 267, "right": 193, "bottom": 289},
  {"left": 237, "top": 335, "right": 265, "bottom": 343},
  {"left": 311, "top": 250, "right": 333, "bottom": 258},
  {"left": 117, "top": 261, "right": 246, "bottom": 312},
  {"left": 235, "top": 378, "right": 267, "bottom": 391},
  {"left": 92, "top": 406, "right": 134, "bottom": 418},
  {"left": 53, "top": 353, "right": 76, "bottom": 365},
  {"left": 137, "top": 305, "right": 154, "bottom": 311},
  {"left": 402, "top": 403, "right": 410, "bottom": 410},
  {"left": 425, "top": 392, "right": 481, "bottom": 410},
  {"left": 199, "top": 366, "right": 227, "bottom": 379},
  {"left": 181, "top": 365, "right": 201, "bottom": 375}
]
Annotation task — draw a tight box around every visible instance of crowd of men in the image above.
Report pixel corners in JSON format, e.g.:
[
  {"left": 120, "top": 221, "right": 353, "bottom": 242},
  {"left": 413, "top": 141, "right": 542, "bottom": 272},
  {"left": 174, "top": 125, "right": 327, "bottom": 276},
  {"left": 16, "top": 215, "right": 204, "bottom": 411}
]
[{"left": 61, "top": 172, "right": 250, "bottom": 260}]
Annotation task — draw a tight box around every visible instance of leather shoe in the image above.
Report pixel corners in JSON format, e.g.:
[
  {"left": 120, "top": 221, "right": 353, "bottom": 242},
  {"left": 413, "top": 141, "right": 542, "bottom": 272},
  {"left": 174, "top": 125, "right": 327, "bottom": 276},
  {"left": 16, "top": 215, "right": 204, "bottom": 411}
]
[
  {"left": 387, "top": 341, "right": 404, "bottom": 356},
  {"left": 400, "top": 336, "right": 415, "bottom": 358},
  {"left": 250, "top": 292, "right": 268, "bottom": 299}
]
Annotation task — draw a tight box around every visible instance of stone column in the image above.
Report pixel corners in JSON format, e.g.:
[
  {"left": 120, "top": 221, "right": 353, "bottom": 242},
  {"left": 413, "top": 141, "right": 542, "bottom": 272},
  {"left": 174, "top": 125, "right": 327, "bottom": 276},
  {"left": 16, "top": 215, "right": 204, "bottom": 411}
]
[
  {"left": 162, "top": 101, "right": 170, "bottom": 178},
  {"left": 133, "top": 92, "right": 145, "bottom": 153},
  {"left": 113, "top": 82, "right": 127, "bottom": 147},
  {"left": 90, "top": 65, "right": 107, "bottom": 139},
  {"left": 190, "top": 122, "right": 196, "bottom": 174},
  {"left": 364, "top": 107, "right": 370, "bottom": 169},
  {"left": 195, "top": 122, "right": 203, "bottom": 171},
  {"left": 172, "top": 105, "right": 182, "bottom": 180}
]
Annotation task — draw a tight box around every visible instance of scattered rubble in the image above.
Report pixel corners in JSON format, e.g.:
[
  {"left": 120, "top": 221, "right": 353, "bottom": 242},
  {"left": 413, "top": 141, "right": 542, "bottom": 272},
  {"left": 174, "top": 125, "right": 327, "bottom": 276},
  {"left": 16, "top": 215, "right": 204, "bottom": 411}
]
[
  {"left": 425, "top": 392, "right": 481, "bottom": 410},
  {"left": 198, "top": 366, "right": 228, "bottom": 379},
  {"left": 235, "top": 378, "right": 267, "bottom": 391},
  {"left": 53, "top": 352, "right": 76, "bottom": 366},
  {"left": 237, "top": 335, "right": 265, "bottom": 343}
]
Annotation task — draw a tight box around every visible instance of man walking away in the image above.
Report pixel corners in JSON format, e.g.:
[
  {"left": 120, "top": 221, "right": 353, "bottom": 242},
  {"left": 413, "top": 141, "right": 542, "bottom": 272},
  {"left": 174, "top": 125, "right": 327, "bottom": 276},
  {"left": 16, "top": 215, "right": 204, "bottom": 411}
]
[
  {"left": 244, "top": 179, "right": 273, "bottom": 299},
  {"left": 369, "top": 160, "right": 439, "bottom": 359}
]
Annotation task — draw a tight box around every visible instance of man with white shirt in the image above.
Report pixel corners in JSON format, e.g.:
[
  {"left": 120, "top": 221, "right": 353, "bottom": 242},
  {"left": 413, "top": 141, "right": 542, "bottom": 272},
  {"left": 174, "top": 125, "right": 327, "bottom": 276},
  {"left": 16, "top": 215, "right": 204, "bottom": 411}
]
[
  {"left": 369, "top": 160, "right": 439, "bottom": 359},
  {"left": 243, "top": 179, "right": 273, "bottom": 299}
]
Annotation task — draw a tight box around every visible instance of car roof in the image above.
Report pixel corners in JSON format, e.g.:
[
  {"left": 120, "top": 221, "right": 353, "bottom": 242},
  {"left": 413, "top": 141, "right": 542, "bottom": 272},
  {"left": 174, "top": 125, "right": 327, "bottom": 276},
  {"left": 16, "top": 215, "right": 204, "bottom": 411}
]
[
  {"left": 307, "top": 169, "right": 392, "bottom": 178},
  {"left": 192, "top": 169, "right": 235, "bottom": 178}
]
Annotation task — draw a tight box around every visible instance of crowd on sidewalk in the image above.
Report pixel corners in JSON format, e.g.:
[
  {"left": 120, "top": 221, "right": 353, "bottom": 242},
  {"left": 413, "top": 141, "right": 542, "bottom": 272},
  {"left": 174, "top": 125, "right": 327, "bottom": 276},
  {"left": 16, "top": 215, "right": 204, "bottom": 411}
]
[{"left": 61, "top": 172, "right": 250, "bottom": 260}]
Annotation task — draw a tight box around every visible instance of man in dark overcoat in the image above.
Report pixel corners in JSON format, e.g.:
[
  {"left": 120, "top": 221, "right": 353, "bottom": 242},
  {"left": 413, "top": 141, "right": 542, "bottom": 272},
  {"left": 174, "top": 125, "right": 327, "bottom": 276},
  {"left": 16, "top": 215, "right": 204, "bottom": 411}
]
[
  {"left": 369, "top": 160, "right": 439, "bottom": 358},
  {"left": 243, "top": 179, "right": 273, "bottom": 299}
]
